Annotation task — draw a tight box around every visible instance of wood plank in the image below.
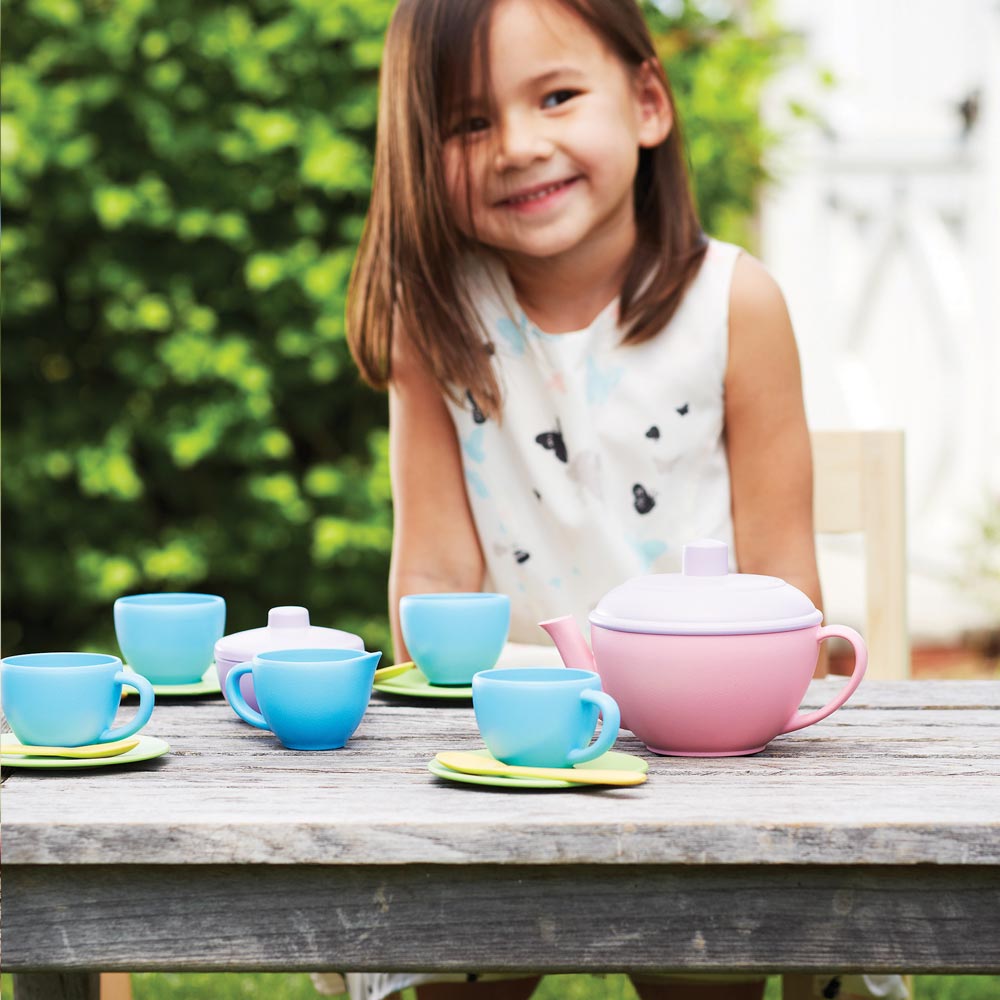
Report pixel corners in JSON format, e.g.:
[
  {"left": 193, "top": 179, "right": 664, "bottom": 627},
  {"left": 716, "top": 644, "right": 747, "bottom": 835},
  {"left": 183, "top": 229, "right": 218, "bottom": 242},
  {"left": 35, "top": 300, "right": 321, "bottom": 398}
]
[
  {"left": 5, "top": 782, "right": 999, "bottom": 863},
  {"left": 812, "top": 431, "right": 864, "bottom": 531},
  {"left": 4, "top": 864, "right": 999, "bottom": 974},
  {"left": 800, "top": 679, "right": 1000, "bottom": 709},
  {"left": 4, "top": 684, "right": 999, "bottom": 867},
  {"left": 810, "top": 430, "right": 911, "bottom": 680},
  {"left": 7, "top": 811, "right": 998, "bottom": 866},
  {"left": 858, "top": 430, "right": 909, "bottom": 680}
]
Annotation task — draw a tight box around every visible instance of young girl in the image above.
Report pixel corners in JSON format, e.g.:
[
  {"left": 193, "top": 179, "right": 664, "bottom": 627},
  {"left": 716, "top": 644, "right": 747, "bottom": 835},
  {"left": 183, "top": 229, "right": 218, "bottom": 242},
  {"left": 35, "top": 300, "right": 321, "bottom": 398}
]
[{"left": 314, "top": 0, "right": 904, "bottom": 998}]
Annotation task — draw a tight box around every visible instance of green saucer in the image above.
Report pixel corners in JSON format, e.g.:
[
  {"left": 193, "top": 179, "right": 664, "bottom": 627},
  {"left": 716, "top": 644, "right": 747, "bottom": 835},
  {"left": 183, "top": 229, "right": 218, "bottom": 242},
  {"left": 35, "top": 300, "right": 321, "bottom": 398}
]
[
  {"left": 0, "top": 734, "right": 171, "bottom": 770},
  {"left": 121, "top": 663, "right": 221, "bottom": 697},
  {"left": 373, "top": 665, "right": 472, "bottom": 699}
]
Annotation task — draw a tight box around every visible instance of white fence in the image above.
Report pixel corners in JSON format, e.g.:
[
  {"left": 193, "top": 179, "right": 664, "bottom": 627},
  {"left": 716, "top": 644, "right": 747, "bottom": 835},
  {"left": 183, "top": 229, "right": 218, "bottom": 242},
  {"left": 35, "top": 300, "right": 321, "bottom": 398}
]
[{"left": 760, "top": 0, "right": 1000, "bottom": 641}]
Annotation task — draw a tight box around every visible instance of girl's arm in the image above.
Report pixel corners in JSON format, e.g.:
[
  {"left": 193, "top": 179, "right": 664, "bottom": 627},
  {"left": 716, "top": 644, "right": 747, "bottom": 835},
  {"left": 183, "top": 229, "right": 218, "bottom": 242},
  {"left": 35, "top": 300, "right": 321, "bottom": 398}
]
[
  {"left": 387, "top": 329, "right": 485, "bottom": 663},
  {"left": 724, "top": 253, "right": 827, "bottom": 675}
]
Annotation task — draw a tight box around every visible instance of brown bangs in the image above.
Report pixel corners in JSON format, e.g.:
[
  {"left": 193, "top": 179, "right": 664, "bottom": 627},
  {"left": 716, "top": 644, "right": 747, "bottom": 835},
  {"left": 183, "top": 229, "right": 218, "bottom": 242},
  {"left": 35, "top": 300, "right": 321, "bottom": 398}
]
[{"left": 347, "top": 0, "right": 707, "bottom": 422}]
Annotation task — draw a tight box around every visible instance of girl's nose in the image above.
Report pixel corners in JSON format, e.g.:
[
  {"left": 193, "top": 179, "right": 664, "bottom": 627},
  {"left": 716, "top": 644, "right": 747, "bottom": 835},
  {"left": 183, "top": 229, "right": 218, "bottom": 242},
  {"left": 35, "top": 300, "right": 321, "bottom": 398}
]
[{"left": 494, "top": 116, "right": 553, "bottom": 172}]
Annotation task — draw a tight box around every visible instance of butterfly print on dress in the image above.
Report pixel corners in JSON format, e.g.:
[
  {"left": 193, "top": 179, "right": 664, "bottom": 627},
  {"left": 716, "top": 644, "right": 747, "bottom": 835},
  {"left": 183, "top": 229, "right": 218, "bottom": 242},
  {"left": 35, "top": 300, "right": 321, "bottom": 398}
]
[
  {"left": 645, "top": 426, "right": 660, "bottom": 439},
  {"left": 676, "top": 403, "right": 689, "bottom": 416},
  {"left": 535, "top": 428, "right": 568, "bottom": 463},
  {"left": 633, "top": 483, "right": 656, "bottom": 514},
  {"left": 461, "top": 425, "right": 485, "bottom": 463},
  {"left": 628, "top": 536, "right": 668, "bottom": 570},
  {"left": 465, "top": 467, "right": 489, "bottom": 499},
  {"left": 493, "top": 540, "right": 531, "bottom": 565},
  {"left": 467, "top": 391, "right": 486, "bottom": 424}
]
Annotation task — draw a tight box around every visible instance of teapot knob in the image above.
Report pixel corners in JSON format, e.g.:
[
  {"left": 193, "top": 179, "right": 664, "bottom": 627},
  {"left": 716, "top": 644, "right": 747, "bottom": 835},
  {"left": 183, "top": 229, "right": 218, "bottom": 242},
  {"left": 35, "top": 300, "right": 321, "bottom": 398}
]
[
  {"left": 268, "top": 606, "right": 310, "bottom": 629},
  {"left": 682, "top": 539, "right": 729, "bottom": 577}
]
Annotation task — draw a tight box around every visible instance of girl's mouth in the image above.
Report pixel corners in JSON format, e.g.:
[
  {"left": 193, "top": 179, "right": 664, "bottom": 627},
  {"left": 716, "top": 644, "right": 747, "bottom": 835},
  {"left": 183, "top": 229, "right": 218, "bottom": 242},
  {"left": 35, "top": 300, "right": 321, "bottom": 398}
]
[{"left": 498, "top": 177, "right": 580, "bottom": 212}]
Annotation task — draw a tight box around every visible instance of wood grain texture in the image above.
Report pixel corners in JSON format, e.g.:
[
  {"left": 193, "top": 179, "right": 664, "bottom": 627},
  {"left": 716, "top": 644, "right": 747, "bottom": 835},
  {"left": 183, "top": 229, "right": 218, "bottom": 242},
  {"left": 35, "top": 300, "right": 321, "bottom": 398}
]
[
  {"left": 4, "top": 682, "right": 999, "bottom": 867},
  {"left": 5, "top": 863, "right": 999, "bottom": 974},
  {"left": 3, "top": 680, "right": 1000, "bottom": 981},
  {"left": 811, "top": 430, "right": 910, "bottom": 680}
]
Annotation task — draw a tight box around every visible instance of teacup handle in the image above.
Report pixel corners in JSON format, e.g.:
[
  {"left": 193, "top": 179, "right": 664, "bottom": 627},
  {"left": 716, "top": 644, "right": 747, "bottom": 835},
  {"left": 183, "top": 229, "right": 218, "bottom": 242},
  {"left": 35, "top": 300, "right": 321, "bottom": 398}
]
[
  {"left": 566, "top": 690, "right": 621, "bottom": 765},
  {"left": 225, "top": 662, "right": 269, "bottom": 729},
  {"left": 779, "top": 625, "right": 868, "bottom": 735},
  {"left": 101, "top": 671, "right": 155, "bottom": 742}
]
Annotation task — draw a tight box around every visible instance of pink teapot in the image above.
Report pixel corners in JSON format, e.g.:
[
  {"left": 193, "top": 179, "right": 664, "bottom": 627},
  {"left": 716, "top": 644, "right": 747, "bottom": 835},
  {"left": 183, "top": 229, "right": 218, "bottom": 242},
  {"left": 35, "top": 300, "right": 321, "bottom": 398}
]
[{"left": 539, "top": 539, "right": 867, "bottom": 756}]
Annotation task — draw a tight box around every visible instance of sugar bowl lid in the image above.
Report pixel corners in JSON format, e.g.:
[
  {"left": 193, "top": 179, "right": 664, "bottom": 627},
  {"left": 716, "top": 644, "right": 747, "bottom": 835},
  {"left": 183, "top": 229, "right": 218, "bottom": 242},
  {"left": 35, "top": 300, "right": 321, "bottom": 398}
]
[
  {"left": 214, "top": 606, "right": 365, "bottom": 662},
  {"left": 588, "top": 539, "right": 823, "bottom": 636}
]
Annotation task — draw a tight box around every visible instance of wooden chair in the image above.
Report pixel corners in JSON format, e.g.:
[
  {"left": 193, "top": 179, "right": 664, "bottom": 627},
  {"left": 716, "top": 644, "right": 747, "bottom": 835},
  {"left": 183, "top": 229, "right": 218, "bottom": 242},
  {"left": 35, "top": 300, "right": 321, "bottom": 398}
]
[
  {"left": 810, "top": 429, "right": 910, "bottom": 681},
  {"left": 783, "top": 429, "right": 911, "bottom": 1000}
]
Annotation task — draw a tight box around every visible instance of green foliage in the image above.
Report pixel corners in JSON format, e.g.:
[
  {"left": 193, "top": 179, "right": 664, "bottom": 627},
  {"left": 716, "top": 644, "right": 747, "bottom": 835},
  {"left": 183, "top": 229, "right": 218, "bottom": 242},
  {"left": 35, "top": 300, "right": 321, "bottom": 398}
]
[
  {"left": 647, "top": 0, "right": 799, "bottom": 247},
  {"left": 2, "top": 0, "right": 793, "bottom": 657},
  {"left": 2, "top": 0, "right": 395, "bottom": 654}
]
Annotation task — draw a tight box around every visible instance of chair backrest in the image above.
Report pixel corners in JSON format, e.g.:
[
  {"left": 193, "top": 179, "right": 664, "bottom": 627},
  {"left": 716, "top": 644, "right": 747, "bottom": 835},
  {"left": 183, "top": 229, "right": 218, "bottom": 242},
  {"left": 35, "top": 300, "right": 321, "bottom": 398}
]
[{"left": 810, "top": 430, "right": 910, "bottom": 679}]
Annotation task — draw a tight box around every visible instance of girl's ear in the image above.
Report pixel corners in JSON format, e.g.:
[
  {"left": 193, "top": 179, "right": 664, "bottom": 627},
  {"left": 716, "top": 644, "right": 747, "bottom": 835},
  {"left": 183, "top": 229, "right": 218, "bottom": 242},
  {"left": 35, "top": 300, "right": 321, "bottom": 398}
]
[{"left": 633, "top": 58, "right": 673, "bottom": 148}]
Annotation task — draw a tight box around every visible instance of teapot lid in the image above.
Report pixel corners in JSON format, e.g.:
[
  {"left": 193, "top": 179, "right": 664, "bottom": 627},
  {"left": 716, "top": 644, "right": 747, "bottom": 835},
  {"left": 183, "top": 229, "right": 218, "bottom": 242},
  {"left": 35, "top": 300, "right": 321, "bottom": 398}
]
[
  {"left": 588, "top": 539, "right": 822, "bottom": 636},
  {"left": 214, "top": 606, "right": 365, "bottom": 662}
]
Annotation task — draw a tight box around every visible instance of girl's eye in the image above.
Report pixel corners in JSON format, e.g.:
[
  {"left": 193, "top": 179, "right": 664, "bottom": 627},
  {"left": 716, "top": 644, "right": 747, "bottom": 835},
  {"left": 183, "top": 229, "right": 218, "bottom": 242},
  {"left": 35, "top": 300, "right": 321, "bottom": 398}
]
[
  {"left": 450, "top": 116, "right": 491, "bottom": 137},
  {"left": 541, "top": 89, "right": 580, "bottom": 109}
]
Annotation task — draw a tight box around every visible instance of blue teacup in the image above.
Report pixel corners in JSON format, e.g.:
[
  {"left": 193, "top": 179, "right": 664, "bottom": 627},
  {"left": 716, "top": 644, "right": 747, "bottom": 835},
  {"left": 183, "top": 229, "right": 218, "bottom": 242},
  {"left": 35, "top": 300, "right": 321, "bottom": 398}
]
[
  {"left": 400, "top": 592, "right": 510, "bottom": 686},
  {"left": 0, "top": 652, "right": 155, "bottom": 747},
  {"left": 472, "top": 667, "right": 621, "bottom": 768},
  {"left": 225, "top": 647, "right": 381, "bottom": 750},
  {"left": 114, "top": 593, "right": 226, "bottom": 685}
]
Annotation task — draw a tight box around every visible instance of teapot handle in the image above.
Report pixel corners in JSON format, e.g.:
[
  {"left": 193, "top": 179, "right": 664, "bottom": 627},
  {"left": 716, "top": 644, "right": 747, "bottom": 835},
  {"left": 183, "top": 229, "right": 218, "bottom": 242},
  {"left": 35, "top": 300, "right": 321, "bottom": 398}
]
[{"left": 779, "top": 625, "right": 868, "bottom": 734}]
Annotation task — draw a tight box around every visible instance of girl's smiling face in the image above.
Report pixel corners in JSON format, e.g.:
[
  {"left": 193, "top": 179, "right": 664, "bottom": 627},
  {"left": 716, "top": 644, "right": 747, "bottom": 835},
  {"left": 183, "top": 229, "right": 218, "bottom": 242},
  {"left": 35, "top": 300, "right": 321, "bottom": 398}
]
[{"left": 442, "top": 0, "right": 671, "bottom": 269}]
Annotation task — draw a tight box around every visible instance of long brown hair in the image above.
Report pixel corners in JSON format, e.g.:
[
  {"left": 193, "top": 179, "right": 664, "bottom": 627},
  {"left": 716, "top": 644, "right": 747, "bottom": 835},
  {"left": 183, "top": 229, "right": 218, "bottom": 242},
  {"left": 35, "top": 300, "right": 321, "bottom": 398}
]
[{"left": 348, "top": 0, "right": 707, "bottom": 420}]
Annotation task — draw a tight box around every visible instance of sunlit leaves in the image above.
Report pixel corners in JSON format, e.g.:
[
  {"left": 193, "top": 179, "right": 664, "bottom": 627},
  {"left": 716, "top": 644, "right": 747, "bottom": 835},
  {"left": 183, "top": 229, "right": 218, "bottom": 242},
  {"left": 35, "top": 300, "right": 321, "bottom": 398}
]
[
  {"left": 647, "top": 0, "right": 798, "bottom": 246},
  {"left": 3, "top": 0, "right": 393, "bottom": 656}
]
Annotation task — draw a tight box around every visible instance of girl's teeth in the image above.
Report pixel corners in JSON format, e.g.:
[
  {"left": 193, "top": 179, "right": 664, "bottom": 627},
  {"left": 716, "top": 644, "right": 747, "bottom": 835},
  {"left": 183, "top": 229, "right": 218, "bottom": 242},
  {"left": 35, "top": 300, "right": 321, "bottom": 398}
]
[{"left": 509, "top": 181, "right": 567, "bottom": 204}]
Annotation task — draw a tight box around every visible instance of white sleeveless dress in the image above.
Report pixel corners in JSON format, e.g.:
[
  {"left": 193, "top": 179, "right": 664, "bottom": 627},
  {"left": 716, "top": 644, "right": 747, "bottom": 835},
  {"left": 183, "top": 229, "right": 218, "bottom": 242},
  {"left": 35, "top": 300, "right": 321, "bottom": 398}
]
[{"left": 444, "top": 238, "right": 740, "bottom": 646}]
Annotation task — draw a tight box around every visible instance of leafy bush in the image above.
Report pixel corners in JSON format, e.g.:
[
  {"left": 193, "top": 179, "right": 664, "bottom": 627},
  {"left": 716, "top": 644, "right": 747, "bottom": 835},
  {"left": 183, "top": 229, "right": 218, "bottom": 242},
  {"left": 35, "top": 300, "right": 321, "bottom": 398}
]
[{"left": 2, "top": 0, "right": 792, "bottom": 657}]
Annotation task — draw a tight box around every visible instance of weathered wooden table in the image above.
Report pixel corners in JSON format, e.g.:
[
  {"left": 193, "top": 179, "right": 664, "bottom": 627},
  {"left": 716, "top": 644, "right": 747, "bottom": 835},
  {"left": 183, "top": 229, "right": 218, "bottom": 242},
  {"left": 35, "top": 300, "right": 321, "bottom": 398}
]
[{"left": 3, "top": 679, "right": 1000, "bottom": 999}]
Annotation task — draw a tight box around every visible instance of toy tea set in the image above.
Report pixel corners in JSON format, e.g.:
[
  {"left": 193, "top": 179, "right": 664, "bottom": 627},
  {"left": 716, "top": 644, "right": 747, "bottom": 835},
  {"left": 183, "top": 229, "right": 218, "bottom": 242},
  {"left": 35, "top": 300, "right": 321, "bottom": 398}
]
[{"left": 0, "top": 540, "right": 867, "bottom": 785}]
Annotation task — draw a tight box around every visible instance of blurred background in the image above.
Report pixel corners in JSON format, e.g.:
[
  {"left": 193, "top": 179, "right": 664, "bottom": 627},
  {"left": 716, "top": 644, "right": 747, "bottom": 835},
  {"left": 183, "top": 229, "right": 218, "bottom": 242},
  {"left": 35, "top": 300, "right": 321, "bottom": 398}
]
[
  {"left": 3, "top": 0, "right": 998, "bottom": 675},
  {"left": 3, "top": 3, "right": 999, "bottom": 999},
  {"left": 760, "top": 0, "right": 1000, "bottom": 678}
]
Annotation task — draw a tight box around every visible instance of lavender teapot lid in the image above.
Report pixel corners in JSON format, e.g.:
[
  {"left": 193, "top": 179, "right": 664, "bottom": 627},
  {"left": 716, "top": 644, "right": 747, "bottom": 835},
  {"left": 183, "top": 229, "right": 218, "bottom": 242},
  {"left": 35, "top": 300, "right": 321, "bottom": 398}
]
[
  {"left": 588, "top": 539, "right": 823, "bottom": 636},
  {"left": 214, "top": 606, "right": 365, "bottom": 662}
]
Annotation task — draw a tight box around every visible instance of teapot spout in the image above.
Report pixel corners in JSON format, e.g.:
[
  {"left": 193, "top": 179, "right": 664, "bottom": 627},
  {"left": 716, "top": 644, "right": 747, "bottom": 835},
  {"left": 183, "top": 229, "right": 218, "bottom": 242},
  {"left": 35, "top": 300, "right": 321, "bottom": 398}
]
[{"left": 538, "top": 615, "right": 595, "bottom": 671}]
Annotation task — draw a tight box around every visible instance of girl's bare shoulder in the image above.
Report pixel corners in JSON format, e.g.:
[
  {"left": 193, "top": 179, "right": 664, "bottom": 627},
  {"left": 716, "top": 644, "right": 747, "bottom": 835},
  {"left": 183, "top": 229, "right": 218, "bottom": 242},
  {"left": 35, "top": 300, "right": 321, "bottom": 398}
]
[
  {"left": 729, "top": 250, "right": 789, "bottom": 322},
  {"left": 726, "top": 251, "right": 800, "bottom": 388}
]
